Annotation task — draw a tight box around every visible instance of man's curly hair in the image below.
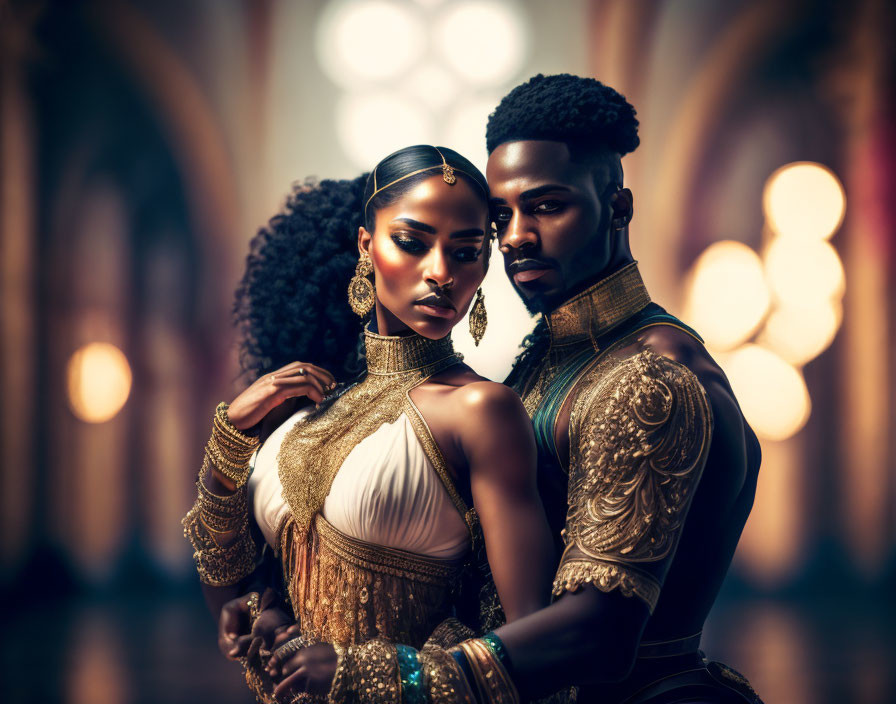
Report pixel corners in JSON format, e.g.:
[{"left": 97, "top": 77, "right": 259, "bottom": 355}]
[
  {"left": 485, "top": 73, "right": 640, "bottom": 156},
  {"left": 233, "top": 175, "right": 369, "bottom": 384}
]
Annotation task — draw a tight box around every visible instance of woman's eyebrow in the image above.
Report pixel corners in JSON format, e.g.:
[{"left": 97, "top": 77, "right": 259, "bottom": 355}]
[
  {"left": 390, "top": 217, "right": 436, "bottom": 234},
  {"left": 451, "top": 228, "right": 485, "bottom": 239}
]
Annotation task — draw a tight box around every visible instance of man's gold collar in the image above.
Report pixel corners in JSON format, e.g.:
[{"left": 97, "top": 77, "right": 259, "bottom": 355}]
[{"left": 545, "top": 262, "right": 651, "bottom": 347}]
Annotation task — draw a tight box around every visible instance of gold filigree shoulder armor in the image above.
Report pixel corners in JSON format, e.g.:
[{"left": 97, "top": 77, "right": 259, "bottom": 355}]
[{"left": 553, "top": 349, "right": 712, "bottom": 612}]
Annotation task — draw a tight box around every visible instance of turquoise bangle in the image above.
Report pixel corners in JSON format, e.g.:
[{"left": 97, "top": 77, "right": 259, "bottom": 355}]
[
  {"left": 397, "top": 644, "right": 426, "bottom": 704},
  {"left": 481, "top": 631, "right": 514, "bottom": 677}
]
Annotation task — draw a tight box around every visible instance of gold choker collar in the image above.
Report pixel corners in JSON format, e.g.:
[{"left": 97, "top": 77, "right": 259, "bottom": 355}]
[
  {"left": 546, "top": 262, "right": 651, "bottom": 347},
  {"left": 364, "top": 328, "right": 460, "bottom": 376}
]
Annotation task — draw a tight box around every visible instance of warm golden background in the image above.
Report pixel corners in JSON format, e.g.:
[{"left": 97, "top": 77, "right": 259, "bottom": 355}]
[{"left": 1, "top": 1, "right": 894, "bottom": 702}]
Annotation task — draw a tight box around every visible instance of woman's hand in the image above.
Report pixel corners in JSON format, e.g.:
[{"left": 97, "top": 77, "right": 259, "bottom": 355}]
[
  {"left": 267, "top": 642, "right": 339, "bottom": 702},
  {"left": 227, "top": 362, "right": 337, "bottom": 431},
  {"left": 217, "top": 591, "right": 294, "bottom": 660}
]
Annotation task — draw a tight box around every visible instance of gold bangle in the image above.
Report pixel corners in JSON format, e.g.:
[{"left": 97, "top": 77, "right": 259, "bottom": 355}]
[
  {"left": 206, "top": 402, "right": 259, "bottom": 488},
  {"left": 421, "top": 646, "right": 476, "bottom": 704},
  {"left": 182, "top": 503, "right": 258, "bottom": 586},
  {"left": 458, "top": 639, "right": 519, "bottom": 704}
]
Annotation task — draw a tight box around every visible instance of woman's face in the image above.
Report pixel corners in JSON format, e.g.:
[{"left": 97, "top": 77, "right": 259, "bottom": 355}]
[{"left": 360, "top": 174, "right": 489, "bottom": 339}]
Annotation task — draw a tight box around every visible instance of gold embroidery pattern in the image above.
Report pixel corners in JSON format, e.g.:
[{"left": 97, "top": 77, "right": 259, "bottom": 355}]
[
  {"left": 553, "top": 349, "right": 712, "bottom": 612},
  {"left": 552, "top": 558, "right": 660, "bottom": 608}
]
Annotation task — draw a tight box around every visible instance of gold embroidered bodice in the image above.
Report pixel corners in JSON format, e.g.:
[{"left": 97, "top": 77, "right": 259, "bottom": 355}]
[{"left": 274, "top": 328, "right": 477, "bottom": 648}]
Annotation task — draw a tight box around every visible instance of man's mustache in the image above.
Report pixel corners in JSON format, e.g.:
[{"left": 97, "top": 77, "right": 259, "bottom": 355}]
[{"left": 506, "top": 257, "right": 552, "bottom": 275}]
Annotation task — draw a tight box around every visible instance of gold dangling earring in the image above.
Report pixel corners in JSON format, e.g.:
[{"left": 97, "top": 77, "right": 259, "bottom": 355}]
[
  {"left": 348, "top": 255, "right": 375, "bottom": 317},
  {"left": 469, "top": 287, "right": 487, "bottom": 346}
]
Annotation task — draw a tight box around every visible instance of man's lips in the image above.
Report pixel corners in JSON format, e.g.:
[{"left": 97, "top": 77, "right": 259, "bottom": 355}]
[{"left": 508, "top": 259, "right": 552, "bottom": 285}]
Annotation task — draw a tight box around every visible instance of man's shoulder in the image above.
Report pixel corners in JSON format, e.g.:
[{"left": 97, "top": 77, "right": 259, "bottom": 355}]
[{"left": 573, "top": 346, "right": 710, "bottom": 426}]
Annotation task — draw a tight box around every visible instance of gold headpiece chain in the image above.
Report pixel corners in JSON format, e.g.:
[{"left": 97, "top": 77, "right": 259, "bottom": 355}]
[{"left": 363, "top": 146, "right": 486, "bottom": 220}]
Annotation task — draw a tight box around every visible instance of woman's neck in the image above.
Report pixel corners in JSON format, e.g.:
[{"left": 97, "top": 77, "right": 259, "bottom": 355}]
[{"left": 373, "top": 301, "right": 412, "bottom": 336}]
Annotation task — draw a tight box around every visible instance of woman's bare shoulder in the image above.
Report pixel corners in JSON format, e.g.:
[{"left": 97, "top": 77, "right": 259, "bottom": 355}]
[{"left": 429, "top": 365, "right": 524, "bottom": 413}]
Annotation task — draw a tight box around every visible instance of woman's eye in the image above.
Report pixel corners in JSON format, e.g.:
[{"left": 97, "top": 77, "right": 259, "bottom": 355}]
[
  {"left": 392, "top": 235, "right": 425, "bottom": 253},
  {"left": 453, "top": 247, "right": 481, "bottom": 262}
]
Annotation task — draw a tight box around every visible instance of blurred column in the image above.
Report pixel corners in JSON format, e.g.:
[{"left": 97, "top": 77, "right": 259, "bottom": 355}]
[
  {"left": 140, "top": 243, "right": 196, "bottom": 577},
  {"left": 838, "top": 0, "right": 895, "bottom": 576},
  {"left": 50, "top": 181, "right": 131, "bottom": 581},
  {"left": 0, "top": 26, "right": 36, "bottom": 575}
]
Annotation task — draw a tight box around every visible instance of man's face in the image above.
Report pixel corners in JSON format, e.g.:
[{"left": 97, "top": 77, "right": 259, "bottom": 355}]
[{"left": 486, "top": 140, "right": 619, "bottom": 313}]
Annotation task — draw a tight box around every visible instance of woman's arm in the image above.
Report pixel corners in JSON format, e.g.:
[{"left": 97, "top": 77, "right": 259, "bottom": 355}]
[
  {"left": 187, "top": 363, "right": 336, "bottom": 642},
  {"left": 455, "top": 381, "right": 555, "bottom": 621}
]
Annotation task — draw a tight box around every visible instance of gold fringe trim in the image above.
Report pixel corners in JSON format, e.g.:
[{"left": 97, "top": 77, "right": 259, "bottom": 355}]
[{"left": 280, "top": 514, "right": 464, "bottom": 649}]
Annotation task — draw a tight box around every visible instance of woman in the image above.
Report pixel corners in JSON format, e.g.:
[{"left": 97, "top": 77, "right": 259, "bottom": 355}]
[{"left": 183, "top": 145, "right": 555, "bottom": 702}]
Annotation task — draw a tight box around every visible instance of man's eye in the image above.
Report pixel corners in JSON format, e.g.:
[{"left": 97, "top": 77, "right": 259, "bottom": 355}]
[
  {"left": 392, "top": 235, "right": 425, "bottom": 253},
  {"left": 493, "top": 207, "right": 512, "bottom": 224},
  {"left": 534, "top": 200, "right": 563, "bottom": 213}
]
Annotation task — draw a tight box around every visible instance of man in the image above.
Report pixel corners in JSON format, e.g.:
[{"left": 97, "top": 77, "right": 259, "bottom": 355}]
[{"left": 225, "top": 74, "right": 763, "bottom": 703}]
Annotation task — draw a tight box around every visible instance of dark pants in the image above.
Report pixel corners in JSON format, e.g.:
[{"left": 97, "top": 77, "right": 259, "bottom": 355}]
[{"left": 575, "top": 652, "right": 762, "bottom": 704}]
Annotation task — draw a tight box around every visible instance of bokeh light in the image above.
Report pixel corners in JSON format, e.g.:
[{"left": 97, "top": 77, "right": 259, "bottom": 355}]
[
  {"left": 434, "top": 1, "right": 528, "bottom": 86},
  {"left": 684, "top": 241, "right": 771, "bottom": 351},
  {"left": 759, "top": 301, "right": 842, "bottom": 366},
  {"left": 316, "top": 0, "right": 426, "bottom": 87},
  {"left": 764, "top": 237, "right": 846, "bottom": 307},
  {"left": 763, "top": 162, "right": 846, "bottom": 240},
  {"left": 66, "top": 343, "right": 132, "bottom": 423},
  {"left": 337, "top": 91, "right": 434, "bottom": 170},
  {"left": 405, "top": 62, "right": 461, "bottom": 111},
  {"left": 443, "top": 95, "right": 501, "bottom": 172},
  {"left": 721, "top": 344, "right": 811, "bottom": 441}
]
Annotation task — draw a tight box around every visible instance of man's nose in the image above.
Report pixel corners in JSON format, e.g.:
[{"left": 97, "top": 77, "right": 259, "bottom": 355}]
[{"left": 499, "top": 212, "right": 538, "bottom": 253}]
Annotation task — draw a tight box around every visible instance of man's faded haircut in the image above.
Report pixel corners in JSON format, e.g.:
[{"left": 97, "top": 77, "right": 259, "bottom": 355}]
[{"left": 485, "top": 73, "right": 640, "bottom": 159}]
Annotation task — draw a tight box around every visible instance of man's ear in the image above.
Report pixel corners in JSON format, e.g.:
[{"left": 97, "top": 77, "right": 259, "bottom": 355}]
[
  {"left": 358, "top": 226, "right": 372, "bottom": 257},
  {"left": 610, "top": 188, "right": 634, "bottom": 229}
]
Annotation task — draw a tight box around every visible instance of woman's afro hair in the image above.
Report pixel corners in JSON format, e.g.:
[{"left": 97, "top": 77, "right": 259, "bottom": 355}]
[
  {"left": 233, "top": 175, "right": 369, "bottom": 384},
  {"left": 485, "top": 73, "right": 640, "bottom": 156}
]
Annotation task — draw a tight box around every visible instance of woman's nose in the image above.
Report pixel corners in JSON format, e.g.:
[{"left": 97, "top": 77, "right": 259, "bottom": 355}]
[{"left": 423, "top": 249, "right": 454, "bottom": 289}]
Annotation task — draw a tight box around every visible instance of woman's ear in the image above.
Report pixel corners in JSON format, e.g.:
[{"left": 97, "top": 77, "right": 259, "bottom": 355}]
[{"left": 358, "top": 226, "right": 372, "bottom": 257}]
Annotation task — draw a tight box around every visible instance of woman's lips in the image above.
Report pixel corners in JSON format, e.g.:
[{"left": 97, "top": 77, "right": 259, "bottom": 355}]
[
  {"left": 415, "top": 303, "right": 455, "bottom": 318},
  {"left": 513, "top": 267, "right": 550, "bottom": 284}
]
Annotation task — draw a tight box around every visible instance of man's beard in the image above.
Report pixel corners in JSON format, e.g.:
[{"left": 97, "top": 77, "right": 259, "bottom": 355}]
[{"left": 511, "top": 282, "right": 555, "bottom": 316}]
